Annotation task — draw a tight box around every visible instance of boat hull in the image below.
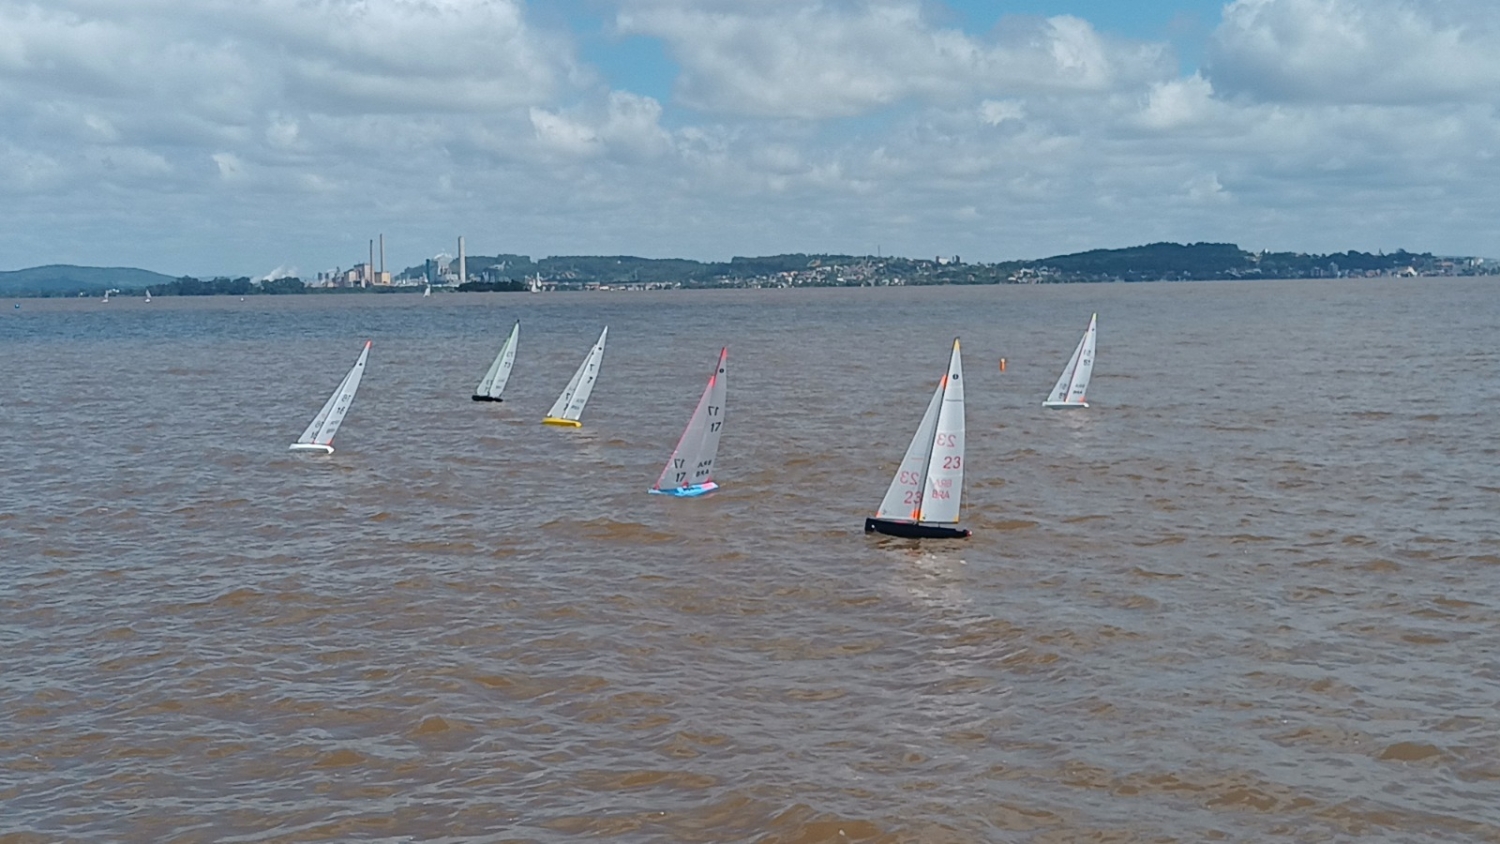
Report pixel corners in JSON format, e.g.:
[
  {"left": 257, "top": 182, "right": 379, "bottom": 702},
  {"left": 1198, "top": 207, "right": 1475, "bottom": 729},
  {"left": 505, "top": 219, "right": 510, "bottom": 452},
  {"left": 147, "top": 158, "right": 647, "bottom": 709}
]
[
  {"left": 650, "top": 482, "right": 719, "bottom": 498},
  {"left": 288, "top": 443, "right": 335, "bottom": 454},
  {"left": 472, "top": 395, "right": 504, "bottom": 402},
  {"left": 864, "top": 517, "right": 970, "bottom": 539},
  {"left": 542, "top": 417, "right": 582, "bottom": 427},
  {"left": 1042, "top": 401, "right": 1089, "bottom": 410}
]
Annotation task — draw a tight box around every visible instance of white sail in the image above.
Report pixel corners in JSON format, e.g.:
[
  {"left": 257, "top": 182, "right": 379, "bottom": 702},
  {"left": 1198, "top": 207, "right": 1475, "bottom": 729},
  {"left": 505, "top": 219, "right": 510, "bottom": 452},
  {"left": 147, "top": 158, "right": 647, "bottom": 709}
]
[
  {"left": 875, "top": 372, "right": 945, "bottom": 521},
  {"left": 293, "top": 340, "right": 370, "bottom": 450},
  {"left": 875, "top": 339, "right": 964, "bottom": 524},
  {"left": 545, "top": 327, "right": 607, "bottom": 422},
  {"left": 474, "top": 320, "right": 520, "bottom": 399},
  {"left": 919, "top": 341, "right": 965, "bottom": 523},
  {"left": 652, "top": 347, "right": 728, "bottom": 494},
  {"left": 1045, "top": 313, "right": 1097, "bottom": 408}
]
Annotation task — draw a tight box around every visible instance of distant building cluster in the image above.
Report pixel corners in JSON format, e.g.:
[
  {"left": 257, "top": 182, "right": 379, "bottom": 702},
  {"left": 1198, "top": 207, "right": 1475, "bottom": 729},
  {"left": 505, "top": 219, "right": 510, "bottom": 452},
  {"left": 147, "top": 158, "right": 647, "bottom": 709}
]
[{"left": 300, "top": 240, "right": 1500, "bottom": 294}]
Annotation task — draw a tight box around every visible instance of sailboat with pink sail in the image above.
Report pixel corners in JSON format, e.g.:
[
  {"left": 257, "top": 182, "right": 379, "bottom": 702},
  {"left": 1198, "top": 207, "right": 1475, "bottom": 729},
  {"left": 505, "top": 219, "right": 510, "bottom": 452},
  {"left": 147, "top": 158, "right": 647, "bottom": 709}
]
[{"left": 650, "top": 347, "right": 727, "bottom": 497}]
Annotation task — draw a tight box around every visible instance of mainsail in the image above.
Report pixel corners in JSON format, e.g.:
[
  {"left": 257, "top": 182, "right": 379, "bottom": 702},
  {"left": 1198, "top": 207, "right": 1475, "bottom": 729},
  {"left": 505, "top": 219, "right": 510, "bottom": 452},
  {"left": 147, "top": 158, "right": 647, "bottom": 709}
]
[
  {"left": 1044, "top": 313, "right": 1097, "bottom": 408},
  {"left": 473, "top": 320, "right": 520, "bottom": 401},
  {"left": 651, "top": 347, "right": 728, "bottom": 496},
  {"left": 543, "top": 327, "right": 607, "bottom": 426},
  {"left": 291, "top": 340, "right": 371, "bottom": 453}
]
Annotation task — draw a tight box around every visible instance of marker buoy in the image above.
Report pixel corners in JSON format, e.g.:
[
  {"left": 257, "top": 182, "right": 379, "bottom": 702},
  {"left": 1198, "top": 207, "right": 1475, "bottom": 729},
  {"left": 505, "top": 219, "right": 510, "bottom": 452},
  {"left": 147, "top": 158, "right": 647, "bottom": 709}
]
[{"left": 999, "top": 358, "right": 1007, "bottom": 372}]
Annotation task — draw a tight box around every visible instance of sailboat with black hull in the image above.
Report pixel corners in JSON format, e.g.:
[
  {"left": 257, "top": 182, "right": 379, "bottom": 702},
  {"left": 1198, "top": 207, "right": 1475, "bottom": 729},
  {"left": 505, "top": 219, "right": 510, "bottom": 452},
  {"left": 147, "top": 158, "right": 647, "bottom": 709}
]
[
  {"left": 472, "top": 320, "right": 519, "bottom": 402},
  {"left": 865, "top": 339, "right": 969, "bottom": 539},
  {"left": 650, "top": 347, "right": 727, "bottom": 497}
]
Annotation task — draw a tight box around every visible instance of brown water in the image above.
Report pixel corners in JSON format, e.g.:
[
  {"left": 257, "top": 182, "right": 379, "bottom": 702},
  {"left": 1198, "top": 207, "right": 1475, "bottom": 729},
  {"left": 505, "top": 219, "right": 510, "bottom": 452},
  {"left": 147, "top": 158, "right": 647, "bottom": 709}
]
[{"left": 3, "top": 280, "right": 1498, "bottom": 842}]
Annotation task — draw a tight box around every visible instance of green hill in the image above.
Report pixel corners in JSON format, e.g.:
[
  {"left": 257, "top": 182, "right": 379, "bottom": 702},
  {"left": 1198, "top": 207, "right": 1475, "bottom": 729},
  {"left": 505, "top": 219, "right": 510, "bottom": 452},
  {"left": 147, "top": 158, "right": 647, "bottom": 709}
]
[{"left": 0, "top": 265, "right": 178, "bottom": 297}]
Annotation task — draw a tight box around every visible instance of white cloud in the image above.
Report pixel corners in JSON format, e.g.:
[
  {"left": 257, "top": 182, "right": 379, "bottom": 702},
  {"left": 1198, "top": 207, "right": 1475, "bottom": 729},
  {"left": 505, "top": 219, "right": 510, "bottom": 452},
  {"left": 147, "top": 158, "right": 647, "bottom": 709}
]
[
  {"left": 1137, "top": 75, "right": 1218, "bottom": 130},
  {"left": 616, "top": 0, "right": 1171, "bottom": 118},
  {"left": 211, "top": 152, "right": 245, "bottom": 181},
  {"left": 529, "top": 107, "right": 602, "bottom": 158},
  {"left": 1184, "top": 171, "right": 1228, "bottom": 203},
  {"left": 1, "top": 0, "right": 1499, "bottom": 273},
  {"left": 265, "top": 116, "right": 300, "bottom": 150},
  {"left": 528, "top": 92, "right": 673, "bottom": 163},
  {"left": 979, "top": 100, "right": 1026, "bottom": 126},
  {"left": 1208, "top": 0, "right": 1500, "bottom": 104}
]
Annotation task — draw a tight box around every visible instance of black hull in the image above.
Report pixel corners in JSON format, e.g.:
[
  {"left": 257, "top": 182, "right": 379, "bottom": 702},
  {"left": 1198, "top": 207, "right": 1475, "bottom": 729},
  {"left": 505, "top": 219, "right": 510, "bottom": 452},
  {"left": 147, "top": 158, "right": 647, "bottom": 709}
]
[
  {"left": 471, "top": 395, "right": 504, "bottom": 402},
  {"left": 864, "top": 517, "right": 970, "bottom": 539}
]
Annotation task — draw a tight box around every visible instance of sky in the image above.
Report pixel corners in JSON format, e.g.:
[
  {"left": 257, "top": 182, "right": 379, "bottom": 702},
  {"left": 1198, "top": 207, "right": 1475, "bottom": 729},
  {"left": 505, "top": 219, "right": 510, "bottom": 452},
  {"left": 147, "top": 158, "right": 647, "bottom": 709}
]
[{"left": 3, "top": 0, "right": 1499, "bottom": 277}]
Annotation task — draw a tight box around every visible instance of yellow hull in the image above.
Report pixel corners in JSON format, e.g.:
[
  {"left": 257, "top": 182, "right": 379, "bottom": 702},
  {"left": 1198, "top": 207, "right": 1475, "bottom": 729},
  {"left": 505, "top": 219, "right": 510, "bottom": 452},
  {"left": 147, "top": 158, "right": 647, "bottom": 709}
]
[{"left": 542, "top": 417, "right": 582, "bottom": 428}]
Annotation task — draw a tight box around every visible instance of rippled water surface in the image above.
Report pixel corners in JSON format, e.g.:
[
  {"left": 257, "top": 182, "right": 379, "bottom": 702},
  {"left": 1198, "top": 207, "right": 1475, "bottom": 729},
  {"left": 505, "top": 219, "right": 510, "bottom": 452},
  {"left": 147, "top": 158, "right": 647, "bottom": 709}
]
[{"left": 3, "top": 279, "right": 1499, "bottom": 842}]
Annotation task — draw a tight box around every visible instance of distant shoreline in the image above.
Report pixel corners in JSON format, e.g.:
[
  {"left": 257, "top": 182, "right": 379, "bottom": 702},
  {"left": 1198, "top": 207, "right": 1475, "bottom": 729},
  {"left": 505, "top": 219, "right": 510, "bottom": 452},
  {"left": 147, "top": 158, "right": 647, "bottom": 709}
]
[{"left": 4, "top": 242, "right": 1495, "bottom": 298}]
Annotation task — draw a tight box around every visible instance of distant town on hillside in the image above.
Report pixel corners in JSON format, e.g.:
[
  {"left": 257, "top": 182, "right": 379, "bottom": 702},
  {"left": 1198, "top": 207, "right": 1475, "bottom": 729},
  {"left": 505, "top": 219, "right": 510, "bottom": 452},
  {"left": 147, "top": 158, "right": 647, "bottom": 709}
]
[{"left": 2, "top": 242, "right": 1495, "bottom": 298}]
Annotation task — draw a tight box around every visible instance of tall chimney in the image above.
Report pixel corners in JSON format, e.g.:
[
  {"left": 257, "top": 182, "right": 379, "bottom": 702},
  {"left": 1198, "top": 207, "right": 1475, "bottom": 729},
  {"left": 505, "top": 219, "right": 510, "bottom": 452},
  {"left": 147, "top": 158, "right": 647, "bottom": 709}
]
[
  {"left": 367, "top": 239, "right": 374, "bottom": 288},
  {"left": 458, "top": 236, "right": 466, "bottom": 285},
  {"left": 379, "top": 234, "right": 385, "bottom": 282}
]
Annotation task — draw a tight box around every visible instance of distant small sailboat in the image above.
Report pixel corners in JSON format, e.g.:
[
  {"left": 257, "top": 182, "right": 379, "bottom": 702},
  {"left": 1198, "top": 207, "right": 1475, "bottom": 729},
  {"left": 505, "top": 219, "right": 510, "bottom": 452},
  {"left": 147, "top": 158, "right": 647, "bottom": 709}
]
[
  {"left": 101, "top": 289, "right": 111, "bottom": 303},
  {"left": 542, "top": 327, "right": 607, "bottom": 427},
  {"left": 472, "top": 320, "right": 519, "bottom": 402},
  {"left": 289, "top": 340, "right": 371, "bottom": 454},
  {"left": 144, "top": 289, "right": 151, "bottom": 303},
  {"left": 423, "top": 283, "right": 432, "bottom": 298},
  {"left": 866, "top": 339, "right": 969, "bottom": 539},
  {"left": 1043, "top": 313, "right": 1097, "bottom": 409},
  {"left": 650, "top": 347, "right": 727, "bottom": 497}
]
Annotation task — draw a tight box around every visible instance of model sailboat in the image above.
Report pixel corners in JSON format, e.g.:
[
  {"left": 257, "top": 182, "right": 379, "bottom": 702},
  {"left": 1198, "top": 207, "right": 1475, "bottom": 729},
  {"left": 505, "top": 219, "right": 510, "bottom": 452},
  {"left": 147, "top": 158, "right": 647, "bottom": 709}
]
[
  {"left": 650, "top": 347, "right": 727, "bottom": 497},
  {"left": 865, "top": 339, "right": 969, "bottom": 539},
  {"left": 1043, "top": 313, "right": 1097, "bottom": 409},
  {"left": 472, "top": 320, "right": 519, "bottom": 402},
  {"left": 542, "top": 327, "right": 607, "bottom": 427},
  {"left": 289, "top": 340, "right": 371, "bottom": 454}
]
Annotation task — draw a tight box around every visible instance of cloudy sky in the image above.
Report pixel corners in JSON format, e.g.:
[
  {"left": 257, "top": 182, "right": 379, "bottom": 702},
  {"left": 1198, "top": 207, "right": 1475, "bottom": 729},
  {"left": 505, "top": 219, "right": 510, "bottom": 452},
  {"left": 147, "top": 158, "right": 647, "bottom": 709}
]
[{"left": 3, "top": 0, "right": 1497, "bottom": 276}]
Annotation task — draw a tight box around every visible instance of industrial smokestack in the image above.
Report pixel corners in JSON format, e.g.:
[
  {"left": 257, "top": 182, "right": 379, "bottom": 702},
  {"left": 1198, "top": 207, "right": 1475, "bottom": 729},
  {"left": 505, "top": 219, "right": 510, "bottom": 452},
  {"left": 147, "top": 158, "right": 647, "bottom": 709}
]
[
  {"left": 379, "top": 234, "right": 385, "bottom": 281},
  {"left": 367, "top": 239, "right": 374, "bottom": 288},
  {"left": 458, "top": 236, "right": 466, "bottom": 285}
]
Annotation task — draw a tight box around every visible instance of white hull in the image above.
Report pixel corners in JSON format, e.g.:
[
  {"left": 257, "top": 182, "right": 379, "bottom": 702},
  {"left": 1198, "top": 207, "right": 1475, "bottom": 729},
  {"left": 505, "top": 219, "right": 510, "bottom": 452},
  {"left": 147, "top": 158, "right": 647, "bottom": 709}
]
[
  {"left": 288, "top": 442, "right": 335, "bottom": 454},
  {"left": 1042, "top": 401, "right": 1089, "bottom": 410}
]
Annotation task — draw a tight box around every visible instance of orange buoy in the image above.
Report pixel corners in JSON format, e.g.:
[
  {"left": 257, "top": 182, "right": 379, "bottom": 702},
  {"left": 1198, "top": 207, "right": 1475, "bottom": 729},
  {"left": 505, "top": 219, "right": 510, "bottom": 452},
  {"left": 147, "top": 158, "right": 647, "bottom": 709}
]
[{"left": 999, "top": 357, "right": 1007, "bottom": 372}]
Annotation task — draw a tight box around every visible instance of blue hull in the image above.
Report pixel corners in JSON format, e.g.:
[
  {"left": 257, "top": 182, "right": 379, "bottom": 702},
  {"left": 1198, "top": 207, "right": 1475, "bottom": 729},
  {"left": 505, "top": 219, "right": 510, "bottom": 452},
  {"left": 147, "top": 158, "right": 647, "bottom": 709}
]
[{"left": 650, "top": 482, "right": 719, "bottom": 497}]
